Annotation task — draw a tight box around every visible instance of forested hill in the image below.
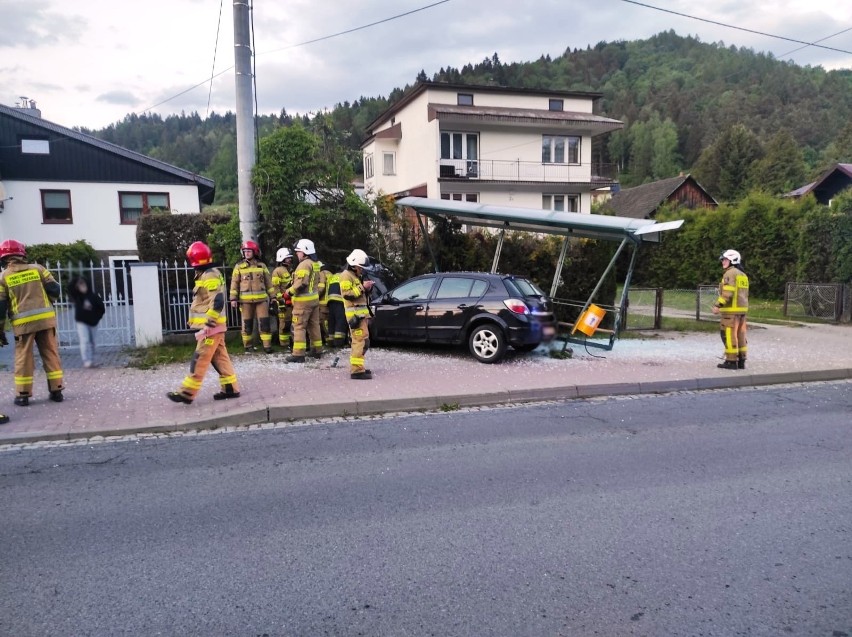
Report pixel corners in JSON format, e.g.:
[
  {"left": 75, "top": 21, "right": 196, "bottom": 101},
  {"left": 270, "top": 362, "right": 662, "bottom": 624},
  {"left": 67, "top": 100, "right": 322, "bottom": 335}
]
[{"left": 85, "top": 30, "right": 852, "bottom": 204}]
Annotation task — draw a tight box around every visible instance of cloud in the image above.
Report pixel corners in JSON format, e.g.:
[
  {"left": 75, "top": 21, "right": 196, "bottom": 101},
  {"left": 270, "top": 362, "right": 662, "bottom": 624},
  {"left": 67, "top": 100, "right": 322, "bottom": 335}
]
[
  {"left": 97, "top": 90, "right": 142, "bottom": 107},
  {"left": 0, "top": 0, "right": 86, "bottom": 48}
]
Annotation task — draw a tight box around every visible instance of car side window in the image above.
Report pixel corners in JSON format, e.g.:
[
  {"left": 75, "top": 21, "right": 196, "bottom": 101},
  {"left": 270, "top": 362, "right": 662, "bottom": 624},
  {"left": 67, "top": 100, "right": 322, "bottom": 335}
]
[
  {"left": 470, "top": 279, "right": 487, "bottom": 297},
  {"left": 390, "top": 279, "right": 434, "bottom": 301},
  {"left": 434, "top": 277, "right": 476, "bottom": 299}
]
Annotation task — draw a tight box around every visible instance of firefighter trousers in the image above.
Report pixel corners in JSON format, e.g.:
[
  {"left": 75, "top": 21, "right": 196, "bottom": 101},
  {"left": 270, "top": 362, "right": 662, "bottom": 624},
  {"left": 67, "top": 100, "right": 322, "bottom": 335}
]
[
  {"left": 239, "top": 301, "right": 272, "bottom": 350},
  {"left": 14, "top": 329, "right": 64, "bottom": 398},
  {"left": 291, "top": 299, "right": 323, "bottom": 358},
  {"left": 348, "top": 317, "right": 370, "bottom": 374},
  {"left": 174, "top": 332, "right": 239, "bottom": 401},
  {"left": 719, "top": 314, "right": 747, "bottom": 362},
  {"left": 277, "top": 305, "right": 293, "bottom": 348}
]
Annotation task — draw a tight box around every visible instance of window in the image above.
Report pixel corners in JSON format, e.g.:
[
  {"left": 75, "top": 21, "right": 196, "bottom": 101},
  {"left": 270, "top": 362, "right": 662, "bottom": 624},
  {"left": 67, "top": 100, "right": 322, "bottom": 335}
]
[
  {"left": 390, "top": 279, "right": 434, "bottom": 302},
  {"left": 41, "top": 190, "right": 72, "bottom": 223},
  {"left": 457, "top": 93, "right": 474, "bottom": 106},
  {"left": 542, "top": 135, "right": 580, "bottom": 164},
  {"left": 382, "top": 152, "right": 396, "bottom": 175},
  {"left": 119, "top": 192, "right": 170, "bottom": 224},
  {"left": 543, "top": 194, "right": 579, "bottom": 212},
  {"left": 364, "top": 153, "right": 374, "bottom": 179},
  {"left": 22, "top": 138, "right": 50, "bottom": 154},
  {"left": 548, "top": 99, "right": 564, "bottom": 111},
  {"left": 440, "top": 131, "right": 479, "bottom": 176},
  {"left": 440, "top": 193, "right": 479, "bottom": 202}
]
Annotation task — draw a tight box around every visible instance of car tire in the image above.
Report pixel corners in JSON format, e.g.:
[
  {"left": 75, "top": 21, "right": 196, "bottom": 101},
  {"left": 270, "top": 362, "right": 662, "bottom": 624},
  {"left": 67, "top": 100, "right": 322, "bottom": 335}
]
[{"left": 468, "top": 324, "right": 507, "bottom": 363}]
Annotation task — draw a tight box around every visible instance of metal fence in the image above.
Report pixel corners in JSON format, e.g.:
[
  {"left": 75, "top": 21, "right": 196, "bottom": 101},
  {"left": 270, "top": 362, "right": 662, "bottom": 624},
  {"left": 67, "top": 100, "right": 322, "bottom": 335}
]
[
  {"left": 159, "top": 261, "right": 242, "bottom": 334},
  {"left": 784, "top": 283, "right": 846, "bottom": 322},
  {"left": 47, "top": 260, "right": 135, "bottom": 348},
  {"left": 624, "top": 287, "right": 719, "bottom": 330}
]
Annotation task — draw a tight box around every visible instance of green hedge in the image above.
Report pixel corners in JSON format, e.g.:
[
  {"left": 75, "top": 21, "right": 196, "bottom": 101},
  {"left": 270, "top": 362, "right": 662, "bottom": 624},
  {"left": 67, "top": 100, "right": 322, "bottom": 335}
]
[
  {"left": 136, "top": 210, "right": 232, "bottom": 263},
  {"left": 25, "top": 239, "right": 99, "bottom": 266}
]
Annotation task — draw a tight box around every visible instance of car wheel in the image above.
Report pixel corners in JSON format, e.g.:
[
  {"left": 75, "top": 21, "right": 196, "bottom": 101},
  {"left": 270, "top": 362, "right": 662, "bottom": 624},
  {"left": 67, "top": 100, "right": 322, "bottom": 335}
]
[{"left": 468, "top": 324, "right": 507, "bottom": 363}]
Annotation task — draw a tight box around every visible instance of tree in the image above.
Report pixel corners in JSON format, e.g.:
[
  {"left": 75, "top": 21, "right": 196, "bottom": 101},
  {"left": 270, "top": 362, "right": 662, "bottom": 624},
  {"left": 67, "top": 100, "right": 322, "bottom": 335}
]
[
  {"left": 694, "top": 124, "right": 763, "bottom": 202},
  {"left": 749, "top": 130, "right": 806, "bottom": 195}
]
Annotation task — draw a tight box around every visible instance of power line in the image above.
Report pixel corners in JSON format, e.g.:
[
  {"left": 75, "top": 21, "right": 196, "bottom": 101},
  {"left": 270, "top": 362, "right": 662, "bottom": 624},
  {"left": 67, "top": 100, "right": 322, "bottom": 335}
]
[
  {"left": 620, "top": 0, "right": 852, "bottom": 56},
  {"left": 206, "top": 0, "right": 225, "bottom": 118},
  {"left": 140, "top": 0, "right": 453, "bottom": 117}
]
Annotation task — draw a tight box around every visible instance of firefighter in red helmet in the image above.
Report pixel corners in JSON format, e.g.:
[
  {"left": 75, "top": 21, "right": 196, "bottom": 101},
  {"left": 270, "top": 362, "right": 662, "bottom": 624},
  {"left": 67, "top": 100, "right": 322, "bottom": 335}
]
[
  {"left": 0, "top": 239, "right": 65, "bottom": 407},
  {"left": 168, "top": 241, "right": 241, "bottom": 404},
  {"left": 229, "top": 240, "right": 274, "bottom": 353}
]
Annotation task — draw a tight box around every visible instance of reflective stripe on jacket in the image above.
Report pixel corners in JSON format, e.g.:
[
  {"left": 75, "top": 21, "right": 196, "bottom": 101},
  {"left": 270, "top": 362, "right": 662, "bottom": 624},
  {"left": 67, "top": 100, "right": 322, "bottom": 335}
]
[
  {"left": 0, "top": 261, "right": 58, "bottom": 335},
  {"left": 339, "top": 269, "right": 370, "bottom": 319},
  {"left": 189, "top": 268, "right": 227, "bottom": 328},
  {"left": 716, "top": 266, "right": 749, "bottom": 314},
  {"left": 287, "top": 257, "right": 320, "bottom": 302},
  {"left": 229, "top": 259, "right": 273, "bottom": 303}
]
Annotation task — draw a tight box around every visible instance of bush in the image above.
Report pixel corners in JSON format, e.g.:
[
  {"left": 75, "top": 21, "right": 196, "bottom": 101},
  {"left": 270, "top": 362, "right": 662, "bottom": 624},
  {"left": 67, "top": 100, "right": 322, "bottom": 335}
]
[
  {"left": 25, "top": 240, "right": 99, "bottom": 266},
  {"left": 136, "top": 210, "right": 232, "bottom": 263}
]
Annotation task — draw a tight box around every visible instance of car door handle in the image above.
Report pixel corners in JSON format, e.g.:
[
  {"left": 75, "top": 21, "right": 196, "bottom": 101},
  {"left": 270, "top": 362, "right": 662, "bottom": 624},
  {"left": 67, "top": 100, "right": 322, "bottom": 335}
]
[
  {"left": 457, "top": 304, "right": 469, "bottom": 309},
  {"left": 415, "top": 305, "right": 424, "bottom": 311}
]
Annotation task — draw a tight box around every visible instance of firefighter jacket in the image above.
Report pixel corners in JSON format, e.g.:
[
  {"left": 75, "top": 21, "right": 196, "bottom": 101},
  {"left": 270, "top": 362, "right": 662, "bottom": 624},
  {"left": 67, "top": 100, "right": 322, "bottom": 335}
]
[
  {"left": 715, "top": 266, "right": 749, "bottom": 315},
  {"left": 286, "top": 257, "right": 320, "bottom": 302},
  {"left": 230, "top": 258, "right": 273, "bottom": 304},
  {"left": 318, "top": 267, "right": 332, "bottom": 306},
  {"left": 339, "top": 268, "right": 371, "bottom": 321},
  {"left": 325, "top": 273, "right": 344, "bottom": 304},
  {"left": 188, "top": 266, "right": 228, "bottom": 330},
  {"left": 271, "top": 265, "right": 293, "bottom": 306},
  {"left": 0, "top": 258, "right": 60, "bottom": 336}
]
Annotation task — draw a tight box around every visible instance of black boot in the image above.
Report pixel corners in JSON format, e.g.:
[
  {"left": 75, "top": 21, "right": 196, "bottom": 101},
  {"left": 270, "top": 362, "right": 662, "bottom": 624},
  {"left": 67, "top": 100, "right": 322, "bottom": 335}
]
[
  {"left": 717, "top": 360, "right": 738, "bottom": 370},
  {"left": 49, "top": 390, "right": 64, "bottom": 403},
  {"left": 167, "top": 391, "right": 193, "bottom": 404},
  {"left": 0, "top": 414, "right": 8, "bottom": 425},
  {"left": 737, "top": 357, "right": 746, "bottom": 369},
  {"left": 213, "top": 388, "right": 241, "bottom": 400},
  {"left": 14, "top": 396, "right": 29, "bottom": 407}
]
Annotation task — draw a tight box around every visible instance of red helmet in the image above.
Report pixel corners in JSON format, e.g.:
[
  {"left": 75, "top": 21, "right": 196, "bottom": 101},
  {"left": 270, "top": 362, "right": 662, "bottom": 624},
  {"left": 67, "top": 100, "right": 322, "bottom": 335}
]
[
  {"left": 241, "top": 240, "right": 260, "bottom": 257},
  {"left": 0, "top": 239, "right": 26, "bottom": 260},
  {"left": 186, "top": 241, "right": 213, "bottom": 268}
]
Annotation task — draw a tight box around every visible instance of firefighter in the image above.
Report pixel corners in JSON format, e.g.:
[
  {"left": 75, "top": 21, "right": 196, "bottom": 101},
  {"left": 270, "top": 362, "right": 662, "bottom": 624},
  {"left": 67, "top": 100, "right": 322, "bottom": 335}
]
[
  {"left": 325, "top": 268, "right": 348, "bottom": 349},
  {"left": 283, "top": 239, "right": 323, "bottom": 363},
  {"left": 270, "top": 247, "right": 294, "bottom": 350},
  {"left": 317, "top": 261, "right": 332, "bottom": 345},
  {"left": 168, "top": 242, "right": 240, "bottom": 404},
  {"left": 0, "top": 239, "right": 65, "bottom": 406},
  {"left": 712, "top": 249, "right": 749, "bottom": 370},
  {"left": 229, "top": 240, "right": 274, "bottom": 353},
  {"left": 339, "top": 249, "right": 374, "bottom": 379}
]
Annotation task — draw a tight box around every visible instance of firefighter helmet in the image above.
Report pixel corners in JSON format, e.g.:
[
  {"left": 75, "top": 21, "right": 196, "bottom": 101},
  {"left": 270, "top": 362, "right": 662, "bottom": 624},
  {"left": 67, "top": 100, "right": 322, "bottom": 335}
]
[
  {"left": 294, "top": 238, "right": 315, "bottom": 255},
  {"left": 346, "top": 249, "right": 369, "bottom": 268},
  {"left": 241, "top": 240, "right": 260, "bottom": 258},
  {"left": 720, "top": 249, "right": 741, "bottom": 265},
  {"left": 0, "top": 239, "right": 26, "bottom": 260},
  {"left": 276, "top": 247, "right": 293, "bottom": 263},
  {"left": 186, "top": 241, "right": 213, "bottom": 267}
]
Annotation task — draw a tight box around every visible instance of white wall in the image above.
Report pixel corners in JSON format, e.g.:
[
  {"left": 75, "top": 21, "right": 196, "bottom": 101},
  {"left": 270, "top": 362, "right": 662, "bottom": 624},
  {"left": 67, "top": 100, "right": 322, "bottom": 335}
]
[{"left": 0, "top": 180, "right": 201, "bottom": 252}]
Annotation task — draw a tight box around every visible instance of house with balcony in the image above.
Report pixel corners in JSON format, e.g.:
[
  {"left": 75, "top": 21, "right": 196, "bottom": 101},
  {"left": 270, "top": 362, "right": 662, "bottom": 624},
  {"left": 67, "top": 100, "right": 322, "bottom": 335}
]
[{"left": 361, "top": 81, "right": 623, "bottom": 214}]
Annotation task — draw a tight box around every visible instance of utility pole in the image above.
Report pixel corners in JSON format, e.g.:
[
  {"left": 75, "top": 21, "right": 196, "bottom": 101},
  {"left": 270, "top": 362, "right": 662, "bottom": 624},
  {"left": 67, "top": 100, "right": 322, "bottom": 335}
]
[{"left": 233, "top": 0, "right": 258, "bottom": 243}]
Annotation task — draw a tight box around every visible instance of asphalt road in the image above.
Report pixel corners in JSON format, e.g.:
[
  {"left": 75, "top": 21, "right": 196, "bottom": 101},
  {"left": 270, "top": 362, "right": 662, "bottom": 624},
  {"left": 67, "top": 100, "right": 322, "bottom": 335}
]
[{"left": 1, "top": 382, "right": 850, "bottom": 636}]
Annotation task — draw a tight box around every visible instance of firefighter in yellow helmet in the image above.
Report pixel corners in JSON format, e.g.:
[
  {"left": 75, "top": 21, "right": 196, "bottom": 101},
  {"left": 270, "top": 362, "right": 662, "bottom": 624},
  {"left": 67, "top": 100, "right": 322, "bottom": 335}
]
[
  {"left": 283, "top": 239, "right": 323, "bottom": 363},
  {"left": 0, "top": 239, "right": 65, "bottom": 407},
  {"left": 168, "top": 241, "right": 240, "bottom": 404},
  {"left": 229, "top": 240, "right": 274, "bottom": 353},
  {"left": 712, "top": 249, "right": 749, "bottom": 370},
  {"left": 340, "top": 248, "right": 374, "bottom": 379}
]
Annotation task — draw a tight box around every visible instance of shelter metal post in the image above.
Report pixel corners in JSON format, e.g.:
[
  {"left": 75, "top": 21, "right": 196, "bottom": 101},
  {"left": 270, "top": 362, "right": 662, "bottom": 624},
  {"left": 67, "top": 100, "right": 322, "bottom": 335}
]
[
  {"left": 416, "top": 212, "right": 440, "bottom": 273},
  {"left": 490, "top": 229, "right": 506, "bottom": 274},
  {"left": 613, "top": 242, "right": 640, "bottom": 335},
  {"left": 550, "top": 237, "right": 570, "bottom": 298}
]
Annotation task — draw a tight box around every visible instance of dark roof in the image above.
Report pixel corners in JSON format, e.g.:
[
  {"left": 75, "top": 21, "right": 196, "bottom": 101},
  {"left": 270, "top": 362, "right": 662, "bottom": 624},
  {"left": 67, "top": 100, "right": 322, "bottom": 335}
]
[
  {"left": 0, "top": 103, "right": 215, "bottom": 203},
  {"left": 784, "top": 163, "right": 852, "bottom": 199},
  {"left": 364, "top": 80, "right": 605, "bottom": 135},
  {"left": 605, "top": 174, "right": 716, "bottom": 219},
  {"left": 426, "top": 103, "right": 622, "bottom": 134}
]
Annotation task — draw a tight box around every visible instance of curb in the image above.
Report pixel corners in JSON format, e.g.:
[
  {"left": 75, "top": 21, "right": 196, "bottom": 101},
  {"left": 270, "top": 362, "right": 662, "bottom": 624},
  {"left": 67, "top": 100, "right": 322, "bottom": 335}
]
[{"left": 1, "top": 368, "right": 849, "bottom": 446}]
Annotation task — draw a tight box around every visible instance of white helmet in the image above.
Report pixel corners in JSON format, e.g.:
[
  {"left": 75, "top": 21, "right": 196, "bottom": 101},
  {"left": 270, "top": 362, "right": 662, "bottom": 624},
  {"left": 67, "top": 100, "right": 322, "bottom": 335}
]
[
  {"left": 294, "top": 238, "right": 315, "bottom": 255},
  {"left": 720, "top": 249, "right": 741, "bottom": 265},
  {"left": 346, "top": 249, "right": 369, "bottom": 268},
  {"left": 276, "top": 247, "right": 292, "bottom": 262}
]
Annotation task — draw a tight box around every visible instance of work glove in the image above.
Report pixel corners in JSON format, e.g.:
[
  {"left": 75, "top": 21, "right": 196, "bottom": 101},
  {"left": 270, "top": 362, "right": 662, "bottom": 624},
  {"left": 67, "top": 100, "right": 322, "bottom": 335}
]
[{"left": 269, "top": 299, "right": 278, "bottom": 314}]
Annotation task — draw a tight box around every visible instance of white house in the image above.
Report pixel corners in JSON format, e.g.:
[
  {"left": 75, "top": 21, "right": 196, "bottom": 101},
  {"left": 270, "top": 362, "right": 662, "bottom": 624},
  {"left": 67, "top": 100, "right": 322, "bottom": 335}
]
[
  {"left": 0, "top": 101, "right": 215, "bottom": 269},
  {"left": 361, "top": 81, "right": 623, "bottom": 214}
]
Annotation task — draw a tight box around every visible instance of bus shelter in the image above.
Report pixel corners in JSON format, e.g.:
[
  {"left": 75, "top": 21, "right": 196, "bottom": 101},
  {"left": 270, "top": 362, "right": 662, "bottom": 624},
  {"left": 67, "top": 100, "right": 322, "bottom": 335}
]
[{"left": 395, "top": 197, "right": 683, "bottom": 351}]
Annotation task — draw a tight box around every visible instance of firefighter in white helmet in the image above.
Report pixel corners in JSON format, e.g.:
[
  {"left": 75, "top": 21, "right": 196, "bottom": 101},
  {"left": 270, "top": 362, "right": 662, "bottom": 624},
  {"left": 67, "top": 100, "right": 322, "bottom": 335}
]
[
  {"left": 339, "top": 248, "right": 374, "bottom": 379},
  {"left": 712, "top": 249, "right": 749, "bottom": 370},
  {"left": 271, "top": 247, "right": 294, "bottom": 350},
  {"left": 283, "top": 239, "right": 323, "bottom": 362}
]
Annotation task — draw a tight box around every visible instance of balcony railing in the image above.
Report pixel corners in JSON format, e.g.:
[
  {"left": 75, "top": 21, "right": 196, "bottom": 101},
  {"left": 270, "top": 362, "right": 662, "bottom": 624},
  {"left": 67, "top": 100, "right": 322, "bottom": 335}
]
[{"left": 437, "top": 159, "right": 618, "bottom": 183}]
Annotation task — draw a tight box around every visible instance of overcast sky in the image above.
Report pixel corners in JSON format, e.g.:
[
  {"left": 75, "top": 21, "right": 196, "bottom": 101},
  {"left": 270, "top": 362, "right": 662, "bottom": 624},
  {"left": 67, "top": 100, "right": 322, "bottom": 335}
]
[{"left": 2, "top": 0, "right": 851, "bottom": 131}]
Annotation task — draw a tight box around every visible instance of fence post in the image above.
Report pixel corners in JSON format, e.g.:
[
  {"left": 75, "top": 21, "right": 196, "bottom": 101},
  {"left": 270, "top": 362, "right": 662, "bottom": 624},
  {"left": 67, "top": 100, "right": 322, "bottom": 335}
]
[{"left": 130, "top": 262, "right": 164, "bottom": 347}]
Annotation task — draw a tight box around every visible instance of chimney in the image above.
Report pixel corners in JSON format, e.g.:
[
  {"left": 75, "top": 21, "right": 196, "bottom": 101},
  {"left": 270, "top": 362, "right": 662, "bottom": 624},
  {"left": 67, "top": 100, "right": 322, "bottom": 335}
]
[{"left": 15, "top": 96, "right": 41, "bottom": 118}]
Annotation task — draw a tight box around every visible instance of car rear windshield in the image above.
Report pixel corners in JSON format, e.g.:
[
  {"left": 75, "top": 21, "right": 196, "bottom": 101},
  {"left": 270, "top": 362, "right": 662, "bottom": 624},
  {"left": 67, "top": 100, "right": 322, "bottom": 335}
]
[{"left": 505, "top": 277, "right": 546, "bottom": 297}]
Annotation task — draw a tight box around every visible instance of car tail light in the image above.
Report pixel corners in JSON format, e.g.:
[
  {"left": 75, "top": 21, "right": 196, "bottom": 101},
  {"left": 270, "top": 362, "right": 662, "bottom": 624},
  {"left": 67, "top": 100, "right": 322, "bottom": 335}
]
[{"left": 503, "top": 299, "right": 530, "bottom": 315}]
